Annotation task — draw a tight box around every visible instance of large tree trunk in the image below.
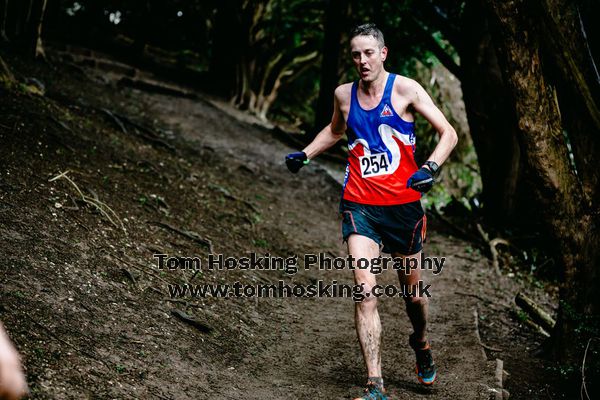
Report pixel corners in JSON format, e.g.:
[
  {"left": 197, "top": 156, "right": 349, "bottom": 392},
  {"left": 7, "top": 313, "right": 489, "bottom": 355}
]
[
  {"left": 414, "top": 0, "right": 529, "bottom": 227},
  {"left": 457, "top": 0, "right": 524, "bottom": 227},
  {"left": 536, "top": 0, "right": 600, "bottom": 206},
  {"left": 487, "top": 0, "right": 600, "bottom": 377}
]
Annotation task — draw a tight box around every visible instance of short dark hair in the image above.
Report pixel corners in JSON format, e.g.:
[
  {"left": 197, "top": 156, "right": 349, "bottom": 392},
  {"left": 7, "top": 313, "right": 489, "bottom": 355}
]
[{"left": 350, "top": 23, "right": 385, "bottom": 48}]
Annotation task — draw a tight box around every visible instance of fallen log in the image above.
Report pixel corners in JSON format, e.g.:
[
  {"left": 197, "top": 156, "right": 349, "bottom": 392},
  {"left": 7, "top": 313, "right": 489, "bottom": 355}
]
[{"left": 515, "top": 292, "right": 556, "bottom": 332}]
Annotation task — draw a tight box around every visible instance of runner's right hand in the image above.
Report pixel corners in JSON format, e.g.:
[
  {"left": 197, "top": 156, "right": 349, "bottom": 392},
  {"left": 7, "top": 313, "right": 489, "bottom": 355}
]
[{"left": 285, "top": 151, "right": 309, "bottom": 173}]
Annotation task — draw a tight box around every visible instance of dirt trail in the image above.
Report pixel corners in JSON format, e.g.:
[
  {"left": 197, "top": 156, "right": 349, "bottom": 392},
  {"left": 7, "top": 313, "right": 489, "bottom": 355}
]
[
  {"left": 132, "top": 86, "right": 498, "bottom": 399},
  {"left": 0, "top": 47, "right": 553, "bottom": 399}
]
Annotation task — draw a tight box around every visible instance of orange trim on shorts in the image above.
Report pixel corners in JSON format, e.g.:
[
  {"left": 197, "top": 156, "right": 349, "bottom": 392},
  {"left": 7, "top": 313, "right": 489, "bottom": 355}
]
[
  {"left": 408, "top": 215, "right": 425, "bottom": 253},
  {"left": 343, "top": 210, "right": 357, "bottom": 232}
]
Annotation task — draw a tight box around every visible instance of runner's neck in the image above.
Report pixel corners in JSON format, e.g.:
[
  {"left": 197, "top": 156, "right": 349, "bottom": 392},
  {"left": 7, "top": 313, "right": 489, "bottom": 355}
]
[{"left": 359, "top": 71, "right": 389, "bottom": 98}]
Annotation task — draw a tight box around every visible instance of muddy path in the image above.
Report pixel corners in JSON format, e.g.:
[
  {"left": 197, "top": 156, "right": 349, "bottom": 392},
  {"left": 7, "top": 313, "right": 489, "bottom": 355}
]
[{"left": 0, "top": 47, "right": 558, "bottom": 399}]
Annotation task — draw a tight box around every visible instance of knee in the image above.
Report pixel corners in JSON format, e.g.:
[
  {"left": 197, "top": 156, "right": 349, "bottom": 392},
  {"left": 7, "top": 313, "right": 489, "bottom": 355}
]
[
  {"left": 356, "top": 283, "right": 378, "bottom": 309},
  {"left": 404, "top": 294, "right": 428, "bottom": 307}
]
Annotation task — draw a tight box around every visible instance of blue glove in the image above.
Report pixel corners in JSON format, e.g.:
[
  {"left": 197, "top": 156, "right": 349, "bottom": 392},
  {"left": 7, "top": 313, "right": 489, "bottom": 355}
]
[
  {"left": 407, "top": 167, "right": 434, "bottom": 193},
  {"left": 285, "top": 151, "right": 309, "bottom": 173}
]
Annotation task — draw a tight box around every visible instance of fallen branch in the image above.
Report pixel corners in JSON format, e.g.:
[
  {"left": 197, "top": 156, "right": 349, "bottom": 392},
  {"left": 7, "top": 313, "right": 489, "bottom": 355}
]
[
  {"left": 171, "top": 309, "right": 212, "bottom": 333},
  {"left": 515, "top": 292, "right": 556, "bottom": 332},
  {"left": 149, "top": 221, "right": 213, "bottom": 253},
  {"left": 523, "top": 318, "right": 551, "bottom": 338},
  {"left": 490, "top": 238, "right": 510, "bottom": 275},
  {"left": 581, "top": 337, "right": 598, "bottom": 400},
  {"left": 481, "top": 342, "right": 503, "bottom": 352},
  {"left": 120, "top": 268, "right": 139, "bottom": 289},
  {"left": 49, "top": 170, "right": 126, "bottom": 233},
  {"left": 110, "top": 253, "right": 171, "bottom": 285},
  {"left": 208, "top": 183, "right": 260, "bottom": 214},
  {"left": 476, "top": 223, "right": 509, "bottom": 275},
  {"left": 473, "top": 308, "right": 503, "bottom": 353},
  {"left": 494, "top": 358, "right": 510, "bottom": 400},
  {"left": 100, "top": 108, "right": 127, "bottom": 133}
]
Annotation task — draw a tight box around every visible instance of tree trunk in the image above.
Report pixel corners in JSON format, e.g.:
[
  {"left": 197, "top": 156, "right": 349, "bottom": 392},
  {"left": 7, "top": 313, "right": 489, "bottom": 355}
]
[
  {"left": 210, "top": 0, "right": 249, "bottom": 97},
  {"left": 487, "top": 0, "right": 600, "bottom": 373},
  {"left": 0, "top": 53, "right": 14, "bottom": 84},
  {"left": 312, "top": 0, "right": 345, "bottom": 135},
  {"left": 27, "top": 0, "right": 46, "bottom": 58},
  {"left": 0, "top": 0, "right": 9, "bottom": 43},
  {"left": 457, "top": 0, "right": 524, "bottom": 227},
  {"left": 10, "top": 0, "right": 31, "bottom": 41},
  {"left": 536, "top": 0, "right": 600, "bottom": 206},
  {"left": 414, "top": 0, "right": 529, "bottom": 227}
]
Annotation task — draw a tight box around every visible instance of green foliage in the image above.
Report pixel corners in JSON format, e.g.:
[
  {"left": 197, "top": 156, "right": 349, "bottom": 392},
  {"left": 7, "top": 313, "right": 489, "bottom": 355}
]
[{"left": 253, "top": 238, "right": 269, "bottom": 248}]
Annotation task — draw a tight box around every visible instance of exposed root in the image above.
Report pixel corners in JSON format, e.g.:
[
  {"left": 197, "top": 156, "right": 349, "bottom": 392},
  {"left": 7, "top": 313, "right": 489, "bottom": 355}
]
[{"left": 149, "top": 221, "right": 213, "bottom": 253}]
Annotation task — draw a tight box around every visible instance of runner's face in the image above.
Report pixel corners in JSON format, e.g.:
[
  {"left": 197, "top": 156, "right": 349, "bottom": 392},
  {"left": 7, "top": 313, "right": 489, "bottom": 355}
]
[{"left": 350, "top": 35, "right": 387, "bottom": 82}]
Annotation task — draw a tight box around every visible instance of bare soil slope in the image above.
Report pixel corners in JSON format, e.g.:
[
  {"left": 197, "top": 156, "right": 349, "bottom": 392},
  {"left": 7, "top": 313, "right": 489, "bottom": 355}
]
[{"left": 0, "top": 48, "right": 561, "bottom": 399}]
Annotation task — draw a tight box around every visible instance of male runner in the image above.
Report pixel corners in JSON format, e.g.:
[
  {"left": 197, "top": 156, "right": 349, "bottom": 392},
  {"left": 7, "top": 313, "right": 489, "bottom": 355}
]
[{"left": 285, "top": 24, "right": 457, "bottom": 399}]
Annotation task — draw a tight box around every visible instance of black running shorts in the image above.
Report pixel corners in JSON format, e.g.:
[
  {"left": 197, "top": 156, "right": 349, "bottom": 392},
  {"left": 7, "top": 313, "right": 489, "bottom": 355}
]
[{"left": 340, "top": 199, "right": 427, "bottom": 255}]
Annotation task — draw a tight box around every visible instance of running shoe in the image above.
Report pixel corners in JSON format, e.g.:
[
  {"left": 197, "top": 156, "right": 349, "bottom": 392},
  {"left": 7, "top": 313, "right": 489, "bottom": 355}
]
[
  {"left": 409, "top": 333, "right": 437, "bottom": 385},
  {"left": 353, "top": 381, "right": 388, "bottom": 400}
]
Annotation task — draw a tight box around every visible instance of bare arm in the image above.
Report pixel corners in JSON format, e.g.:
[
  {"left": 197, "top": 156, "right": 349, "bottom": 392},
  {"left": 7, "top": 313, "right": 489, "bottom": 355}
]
[
  {"left": 302, "top": 86, "right": 347, "bottom": 159},
  {"left": 0, "top": 323, "right": 28, "bottom": 400},
  {"left": 407, "top": 80, "right": 458, "bottom": 167}
]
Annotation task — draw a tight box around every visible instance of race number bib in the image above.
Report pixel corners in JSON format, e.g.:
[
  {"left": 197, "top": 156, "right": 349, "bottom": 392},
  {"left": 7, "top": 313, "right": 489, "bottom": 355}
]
[{"left": 359, "top": 152, "right": 394, "bottom": 178}]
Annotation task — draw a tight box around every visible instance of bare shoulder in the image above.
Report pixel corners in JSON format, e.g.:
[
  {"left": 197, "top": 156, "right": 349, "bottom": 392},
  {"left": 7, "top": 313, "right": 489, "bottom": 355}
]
[
  {"left": 334, "top": 82, "right": 353, "bottom": 106},
  {"left": 393, "top": 75, "right": 426, "bottom": 102}
]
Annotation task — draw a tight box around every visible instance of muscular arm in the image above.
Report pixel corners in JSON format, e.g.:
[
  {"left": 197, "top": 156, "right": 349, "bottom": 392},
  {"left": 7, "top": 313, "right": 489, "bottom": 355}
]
[
  {"left": 406, "top": 80, "right": 458, "bottom": 167},
  {"left": 302, "top": 86, "right": 347, "bottom": 159}
]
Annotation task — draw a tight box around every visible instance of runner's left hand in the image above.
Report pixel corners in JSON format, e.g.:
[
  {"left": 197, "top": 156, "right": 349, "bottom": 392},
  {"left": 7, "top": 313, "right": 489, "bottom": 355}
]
[{"left": 407, "top": 167, "right": 434, "bottom": 193}]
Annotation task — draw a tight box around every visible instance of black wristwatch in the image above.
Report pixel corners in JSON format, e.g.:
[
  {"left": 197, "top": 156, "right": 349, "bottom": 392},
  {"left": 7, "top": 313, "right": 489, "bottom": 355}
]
[{"left": 423, "top": 161, "right": 440, "bottom": 177}]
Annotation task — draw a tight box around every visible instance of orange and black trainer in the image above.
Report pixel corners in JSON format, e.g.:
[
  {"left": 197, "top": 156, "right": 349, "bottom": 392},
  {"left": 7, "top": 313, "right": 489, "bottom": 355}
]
[{"left": 409, "top": 333, "right": 437, "bottom": 385}]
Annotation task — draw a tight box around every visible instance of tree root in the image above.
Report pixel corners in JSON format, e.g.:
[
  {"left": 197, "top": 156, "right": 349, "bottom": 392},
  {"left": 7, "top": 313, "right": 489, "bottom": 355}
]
[
  {"left": 149, "top": 221, "right": 213, "bottom": 253},
  {"left": 171, "top": 309, "right": 212, "bottom": 334},
  {"left": 476, "top": 223, "right": 510, "bottom": 275},
  {"left": 208, "top": 183, "right": 260, "bottom": 213}
]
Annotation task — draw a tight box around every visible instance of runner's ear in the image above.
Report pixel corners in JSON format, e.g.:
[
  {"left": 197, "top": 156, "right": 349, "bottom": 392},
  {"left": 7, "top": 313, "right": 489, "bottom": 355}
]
[{"left": 381, "top": 46, "right": 388, "bottom": 62}]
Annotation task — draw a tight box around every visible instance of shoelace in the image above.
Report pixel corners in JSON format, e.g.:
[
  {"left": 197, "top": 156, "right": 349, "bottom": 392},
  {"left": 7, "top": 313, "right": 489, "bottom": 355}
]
[{"left": 361, "top": 384, "right": 386, "bottom": 400}]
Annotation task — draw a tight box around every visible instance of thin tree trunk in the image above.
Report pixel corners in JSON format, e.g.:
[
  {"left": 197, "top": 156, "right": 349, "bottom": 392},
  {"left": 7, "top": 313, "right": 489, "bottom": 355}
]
[
  {"left": 27, "top": 0, "right": 46, "bottom": 58},
  {"left": 0, "top": 0, "right": 9, "bottom": 43},
  {"left": 312, "top": 0, "right": 345, "bottom": 134},
  {"left": 0, "top": 53, "right": 14, "bottom": 84}
]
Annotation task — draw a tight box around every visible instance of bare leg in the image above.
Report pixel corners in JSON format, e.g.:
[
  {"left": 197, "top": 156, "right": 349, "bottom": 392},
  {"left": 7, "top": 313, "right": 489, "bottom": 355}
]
[
  {"left": 348, "top": 234, "right": 382, "bottom": 378},
  {"left": 393, "top": 251, "right": 429, "bottom": 342}
]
